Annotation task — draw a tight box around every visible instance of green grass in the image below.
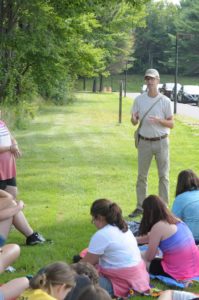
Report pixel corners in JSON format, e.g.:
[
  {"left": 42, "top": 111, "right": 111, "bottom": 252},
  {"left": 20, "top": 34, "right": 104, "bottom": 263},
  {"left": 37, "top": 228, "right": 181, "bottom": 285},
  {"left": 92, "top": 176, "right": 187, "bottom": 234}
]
[
  {"left": 76, "top": 74, "right": 199, "bottom": 92},
  {"left": 3, "top": 92, "right": 199, "bottom": 298}
]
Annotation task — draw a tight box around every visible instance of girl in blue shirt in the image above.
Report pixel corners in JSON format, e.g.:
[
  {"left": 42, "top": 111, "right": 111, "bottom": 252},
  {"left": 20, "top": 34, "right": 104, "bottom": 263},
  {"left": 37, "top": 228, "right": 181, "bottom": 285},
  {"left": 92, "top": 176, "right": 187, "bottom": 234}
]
[{"left": 172, "top": 169, "right": 199, "bottom": 244}]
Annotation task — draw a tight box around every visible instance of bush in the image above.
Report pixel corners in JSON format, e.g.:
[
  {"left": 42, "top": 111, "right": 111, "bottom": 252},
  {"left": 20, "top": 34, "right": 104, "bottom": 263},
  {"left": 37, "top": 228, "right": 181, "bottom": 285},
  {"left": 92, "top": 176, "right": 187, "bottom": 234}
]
[{"left": 1, "top": 100, "right": 39, "bottom": 130}]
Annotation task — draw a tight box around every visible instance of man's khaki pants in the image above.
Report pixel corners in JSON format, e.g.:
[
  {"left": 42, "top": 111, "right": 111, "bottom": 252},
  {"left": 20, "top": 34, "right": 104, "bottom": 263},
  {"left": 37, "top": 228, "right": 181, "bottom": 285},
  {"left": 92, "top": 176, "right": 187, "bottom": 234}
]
[{"left": 136, "top": 137, "right": 169, "bottom": 210}]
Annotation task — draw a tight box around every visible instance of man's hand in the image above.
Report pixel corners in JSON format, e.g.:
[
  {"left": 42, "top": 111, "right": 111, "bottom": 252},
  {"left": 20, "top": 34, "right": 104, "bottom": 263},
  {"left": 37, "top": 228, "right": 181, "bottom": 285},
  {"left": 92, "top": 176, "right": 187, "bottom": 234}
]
[
  {"left": 148, "top": 115, "right": 160, "bottom": 124},
  {"left": 131, "top": 112, "right": 139, "bottom": 125}
]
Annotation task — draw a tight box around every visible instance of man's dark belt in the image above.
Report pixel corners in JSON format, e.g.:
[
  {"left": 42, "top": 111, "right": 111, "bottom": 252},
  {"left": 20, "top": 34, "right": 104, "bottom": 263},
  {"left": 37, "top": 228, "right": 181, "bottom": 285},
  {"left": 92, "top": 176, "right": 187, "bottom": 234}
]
[{"left": 139, "top": 134, "right": 168, "bottom": 142}]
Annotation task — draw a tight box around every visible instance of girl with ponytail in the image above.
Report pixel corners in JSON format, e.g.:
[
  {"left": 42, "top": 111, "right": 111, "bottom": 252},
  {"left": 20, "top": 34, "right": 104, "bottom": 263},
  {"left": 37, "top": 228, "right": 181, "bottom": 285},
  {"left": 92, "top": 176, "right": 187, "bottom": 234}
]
[
  {"left": 82, "top": 199, "right": 150, "bottom": 299},
  {"left": 18, "top": 262, "right": 75, "bottom": 300}
]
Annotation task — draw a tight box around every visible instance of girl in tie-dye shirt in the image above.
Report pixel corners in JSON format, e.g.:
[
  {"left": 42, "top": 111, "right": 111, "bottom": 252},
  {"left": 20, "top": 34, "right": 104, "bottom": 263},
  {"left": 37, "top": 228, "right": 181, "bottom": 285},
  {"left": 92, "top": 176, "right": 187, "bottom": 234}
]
[{"left": 137, "top": 195, "right": 199, "bottom": 280}]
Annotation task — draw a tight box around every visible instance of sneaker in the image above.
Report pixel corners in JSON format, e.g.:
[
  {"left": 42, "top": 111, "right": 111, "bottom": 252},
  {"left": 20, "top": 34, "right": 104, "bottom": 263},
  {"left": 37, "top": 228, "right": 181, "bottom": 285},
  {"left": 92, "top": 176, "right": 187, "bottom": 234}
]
[
  {"left": 5, "top": 266, "right": 16, "bottom": 273},
  {"left": 26, "top": 232, "right": 46, "bottom": 246},
  {"left": 73, "top": 254, "right": 82, "bottom": 263},
  {"left": 128, "top": 208, "right": 142, "bottom": 218}
]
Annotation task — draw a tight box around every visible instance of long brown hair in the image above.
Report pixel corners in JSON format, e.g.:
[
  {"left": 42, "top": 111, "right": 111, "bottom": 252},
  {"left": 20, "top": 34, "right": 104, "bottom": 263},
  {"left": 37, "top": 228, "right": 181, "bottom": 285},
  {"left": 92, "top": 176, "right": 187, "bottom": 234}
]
[
  {"left": 90, "top": 198, "right": 128, "bottom": 232},
  {"left": 176, "top": 169, "right": 199, "bottom": 196},
  {"left": 139, "top": 195, "right": 179, "bottom": 235},
  {"left": 30, "top": 262, "right": 75, "bottom": 295}
]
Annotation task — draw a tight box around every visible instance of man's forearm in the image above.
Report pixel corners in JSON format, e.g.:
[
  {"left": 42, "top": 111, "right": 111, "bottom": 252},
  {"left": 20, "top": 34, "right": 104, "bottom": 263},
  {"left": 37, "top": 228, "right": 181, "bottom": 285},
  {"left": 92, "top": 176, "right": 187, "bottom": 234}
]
[{"left": 159, "top": 118, "right": 174, "bottom": 129}]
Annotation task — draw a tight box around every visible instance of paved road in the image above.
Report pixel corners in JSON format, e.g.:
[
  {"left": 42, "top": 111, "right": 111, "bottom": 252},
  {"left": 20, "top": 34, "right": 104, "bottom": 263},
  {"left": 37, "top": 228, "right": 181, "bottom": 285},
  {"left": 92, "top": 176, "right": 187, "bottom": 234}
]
[{"left": 127, "top": 93, "right": 199, "bottom": 121}]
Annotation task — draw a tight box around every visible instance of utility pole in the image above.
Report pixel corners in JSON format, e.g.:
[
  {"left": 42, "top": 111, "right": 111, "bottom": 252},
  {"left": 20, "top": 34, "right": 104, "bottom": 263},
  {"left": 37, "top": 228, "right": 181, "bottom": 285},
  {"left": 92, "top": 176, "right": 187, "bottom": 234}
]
[{"left": 174, "top": 33, "right": 179, "bottom": 114}]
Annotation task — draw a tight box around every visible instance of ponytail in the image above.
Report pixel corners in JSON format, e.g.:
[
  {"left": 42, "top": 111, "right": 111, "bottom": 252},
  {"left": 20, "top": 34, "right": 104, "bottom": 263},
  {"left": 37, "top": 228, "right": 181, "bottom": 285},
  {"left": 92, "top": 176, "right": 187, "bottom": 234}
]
[
  {"left": 30, "top": 262, "right": 75, "bottom": 294},
  {"left": 91, "top": 199, "right": 128, "bottom": 232},
  {"left": 30, "top": 269, "right": 47, "bottom": 289}
]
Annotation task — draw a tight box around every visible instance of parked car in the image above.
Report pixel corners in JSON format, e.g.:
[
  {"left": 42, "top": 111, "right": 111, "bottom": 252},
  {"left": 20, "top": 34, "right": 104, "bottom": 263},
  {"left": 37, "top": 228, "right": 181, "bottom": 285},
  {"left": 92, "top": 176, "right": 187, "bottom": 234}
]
[
  {"left": 177, "top": 85, "right": 199, "bottom": 104},
  {"left": 158, "top": 83, "right": 163, "bottom": 92},
  {"left": 161, "top": 82, "right": 179, "bottom": 99},
  {"left": 141, "top": 84, "right": 147, "bottom": 93},
  {"left": 170, "top": 83, "right": 182, "bottom": 101}
]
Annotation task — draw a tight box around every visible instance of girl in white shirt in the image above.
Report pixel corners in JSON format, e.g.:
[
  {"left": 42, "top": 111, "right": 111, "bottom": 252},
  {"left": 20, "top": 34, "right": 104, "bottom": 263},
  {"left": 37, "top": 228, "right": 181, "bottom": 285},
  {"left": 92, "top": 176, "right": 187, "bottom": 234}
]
[{"left": 82, "top": 198, "right": 150, "bottom": 298}]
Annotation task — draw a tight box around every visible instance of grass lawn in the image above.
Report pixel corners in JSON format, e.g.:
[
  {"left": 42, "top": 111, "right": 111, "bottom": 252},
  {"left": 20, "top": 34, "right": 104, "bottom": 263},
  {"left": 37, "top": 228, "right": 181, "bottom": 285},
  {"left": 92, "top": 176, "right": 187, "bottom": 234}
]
[{"left": 3, "top": 91, "right": 199, "bottom": 297}]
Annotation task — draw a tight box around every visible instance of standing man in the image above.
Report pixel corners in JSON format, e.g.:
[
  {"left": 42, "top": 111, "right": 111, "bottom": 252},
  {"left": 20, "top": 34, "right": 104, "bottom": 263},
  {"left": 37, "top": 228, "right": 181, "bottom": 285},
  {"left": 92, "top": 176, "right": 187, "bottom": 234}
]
[{"left": 129, "top": 69, "right": 174, "bottom": 218}]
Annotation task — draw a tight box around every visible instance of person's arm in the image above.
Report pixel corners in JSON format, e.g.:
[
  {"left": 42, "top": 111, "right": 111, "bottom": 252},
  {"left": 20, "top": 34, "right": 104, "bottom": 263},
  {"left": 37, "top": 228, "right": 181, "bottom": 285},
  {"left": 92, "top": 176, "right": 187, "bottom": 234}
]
[
  {"left": 148, "top": 115, "right": 174, "bottom": 129},
  {"left": 81, "top": 252, "right": 100, "bottom": 266},
  {"left": 131, "top": 112, "right": 139, "bottom": 126},
  {"left": 142, "top": 223, "right": 162, "bottom": 263},
  {"left": 0, "top": 132, "right": 21, "bottom": 157},
  {"left": 10, "top": 135, "right": 17, "bottom": 146},
  {"left": 130, "top": 98, "right": 139, "bottom": 126},
  {"left": 0, "top": 200, "right": 24, "bottom": 221},
  {"left": 82, "top": 230, "right": 107, "bottom": 266},
  {"left": 136, "top": 233, "right": 150, "bottom": 245},
  {"left": 10, "top": 135, "right": 21, "bottom": 158},
  {"left": 0, "top": 190, "right": 16, "bottom": 211},
  {"left": 0, "top": 190, "right": 13, "bottom": 202},
  {"left": 0, "top": 145, "right": 11, "bottom": 154}
]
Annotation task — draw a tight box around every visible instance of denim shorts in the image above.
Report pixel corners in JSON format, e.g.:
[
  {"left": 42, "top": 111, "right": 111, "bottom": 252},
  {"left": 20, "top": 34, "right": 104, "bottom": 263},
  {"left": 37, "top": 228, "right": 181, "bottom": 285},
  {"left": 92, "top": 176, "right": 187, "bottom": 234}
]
[
  {"left": 0, "top": 291, "right": 4, "bottom": 300},
  {"left": 0, "top": 235, "right": 5, "bottom": 247},
  {"left": 99, "top": 275, "right": 114, "bottom": 297}
]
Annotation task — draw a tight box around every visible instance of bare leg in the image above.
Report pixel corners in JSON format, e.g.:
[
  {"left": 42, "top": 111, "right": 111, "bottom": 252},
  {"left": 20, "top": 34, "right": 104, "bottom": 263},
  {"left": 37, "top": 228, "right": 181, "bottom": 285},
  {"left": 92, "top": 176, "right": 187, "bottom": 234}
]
[
  {"left": 0, "top": 193, "right": 15, "bottom": 239},
  {"left": 5, "top": 185, "right": 18, "bottom": 199},
  {"left": 136, "top": 140, "right": 153, "bottom": 210},
  {"left": 0, "top": 277, "right": 29, "bottom": 300},
  {"left": 0, "top": 218, "right": 13, "bottom": 240},
  {"left": 0, "top": 190, "right": 34, "bottom": 239},
  {"left": 0, "top": 244, "right": 20, "bottom": 273},
  {"left": 13, "top": 211, "right": 33, "bottom": 237}
]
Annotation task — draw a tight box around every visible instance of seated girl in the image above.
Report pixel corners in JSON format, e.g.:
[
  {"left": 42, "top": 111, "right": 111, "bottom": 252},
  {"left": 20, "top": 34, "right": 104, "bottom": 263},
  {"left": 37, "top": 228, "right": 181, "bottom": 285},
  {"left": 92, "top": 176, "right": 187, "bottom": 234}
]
[
  {"left": 172, "top": 169, "right": 199, "bottom": 244},
  {"left": 137, "top": 195, "right": 199, "bottom": 280},
  {"left": 19, "top": 262, "right": 75, "bottom": 300},
  {"left": 81, "top": 198, "right": 150, "bottom": 298}
]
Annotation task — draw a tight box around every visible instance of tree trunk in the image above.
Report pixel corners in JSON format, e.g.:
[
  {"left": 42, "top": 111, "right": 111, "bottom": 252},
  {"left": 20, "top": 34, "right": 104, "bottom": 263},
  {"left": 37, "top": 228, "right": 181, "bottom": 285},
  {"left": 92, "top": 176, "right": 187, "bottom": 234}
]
[
  {"left": 99, "top": 74, "right": 103, "bottom": 92},
  {"left": 92, "top": 78, "right": 97, "bottom": 93},
  {"left": 83, "top": 77, "right": 86, "bottom": 91},
  {"left": 110, "top": 74, "right": 113, "bottom": 91}
]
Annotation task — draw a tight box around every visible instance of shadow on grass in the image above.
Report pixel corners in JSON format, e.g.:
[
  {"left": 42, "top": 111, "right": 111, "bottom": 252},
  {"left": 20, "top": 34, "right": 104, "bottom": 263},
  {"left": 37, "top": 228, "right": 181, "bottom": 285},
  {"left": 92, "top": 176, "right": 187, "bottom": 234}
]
[{"left": 7, "top": 218, "right": 94, "bottom": 272}]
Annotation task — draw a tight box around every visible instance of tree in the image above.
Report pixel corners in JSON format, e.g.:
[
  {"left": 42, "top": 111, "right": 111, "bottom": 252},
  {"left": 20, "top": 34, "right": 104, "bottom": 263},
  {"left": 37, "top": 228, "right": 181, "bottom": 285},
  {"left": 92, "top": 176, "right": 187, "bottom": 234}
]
[
  {"left": 175, "top": 0, "right": 199, "bottom": 75},
  {"left": 132, "top": 0, "right": 179, "bottom": 74},
  {"left": 0, "top": 0, "right": 150, "bottom": 104},
  {"left": 85, "top": 1, "right": 147, "bottom": 91}
]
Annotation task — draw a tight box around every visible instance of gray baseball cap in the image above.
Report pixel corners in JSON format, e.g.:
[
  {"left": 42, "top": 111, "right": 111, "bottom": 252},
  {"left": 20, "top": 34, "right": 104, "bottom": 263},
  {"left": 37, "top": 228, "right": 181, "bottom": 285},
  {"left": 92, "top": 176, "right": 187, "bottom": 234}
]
[{"left": 144, "top": 69, "right": 160, "bottom": 79}]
